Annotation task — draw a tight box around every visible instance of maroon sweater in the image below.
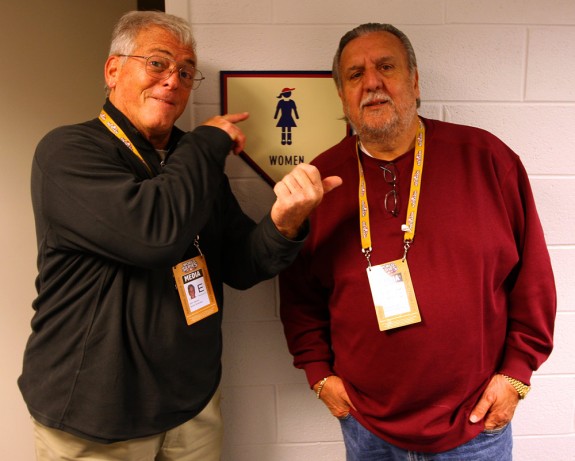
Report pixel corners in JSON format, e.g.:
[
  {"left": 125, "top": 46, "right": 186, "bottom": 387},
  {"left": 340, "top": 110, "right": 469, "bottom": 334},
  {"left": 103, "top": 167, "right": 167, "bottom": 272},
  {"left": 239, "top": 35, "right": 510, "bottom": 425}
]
[{"left": 279, "top": 118, "right": 556, "bottom": 452}]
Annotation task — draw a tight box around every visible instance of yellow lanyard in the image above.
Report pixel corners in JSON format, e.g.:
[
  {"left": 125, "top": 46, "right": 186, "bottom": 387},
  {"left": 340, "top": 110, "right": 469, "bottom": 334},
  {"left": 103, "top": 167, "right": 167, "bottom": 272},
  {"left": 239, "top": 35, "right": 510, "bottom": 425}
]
[
  {"left": 357, "top": 119, "right": 426, "bottom": 266},
  {"left": 99, "top": 110, "right": 152, "bottom": 175}
]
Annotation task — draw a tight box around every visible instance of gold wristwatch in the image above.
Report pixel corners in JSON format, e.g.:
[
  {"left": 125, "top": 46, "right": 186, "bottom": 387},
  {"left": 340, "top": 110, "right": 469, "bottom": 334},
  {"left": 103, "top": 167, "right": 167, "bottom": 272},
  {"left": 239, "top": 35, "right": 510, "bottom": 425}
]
[{"left": 502, "top": 375, "right": 530, "bottom": 399}]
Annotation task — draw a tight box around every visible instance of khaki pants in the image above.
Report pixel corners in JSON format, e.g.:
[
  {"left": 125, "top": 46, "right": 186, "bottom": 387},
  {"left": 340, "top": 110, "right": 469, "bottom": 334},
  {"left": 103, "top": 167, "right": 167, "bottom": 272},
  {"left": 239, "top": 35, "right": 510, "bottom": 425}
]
[{"left": 33, "top": 388, "right": 222, "bottom": 461}]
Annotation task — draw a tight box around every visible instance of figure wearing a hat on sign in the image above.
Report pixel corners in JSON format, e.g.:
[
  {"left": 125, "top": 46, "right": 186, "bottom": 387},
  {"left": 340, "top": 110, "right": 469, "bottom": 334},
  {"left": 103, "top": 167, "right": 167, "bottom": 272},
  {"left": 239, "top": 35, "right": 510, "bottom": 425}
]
[{"left": 274, "top": 87, "right": 299, "bottom": 145}]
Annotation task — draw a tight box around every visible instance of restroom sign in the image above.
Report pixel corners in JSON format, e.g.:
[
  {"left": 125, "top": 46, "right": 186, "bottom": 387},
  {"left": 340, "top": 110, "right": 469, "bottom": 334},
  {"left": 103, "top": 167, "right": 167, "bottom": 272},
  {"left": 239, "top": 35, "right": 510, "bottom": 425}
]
[{"left": 220, "top": 71, "right": 349, "bottom": 186}]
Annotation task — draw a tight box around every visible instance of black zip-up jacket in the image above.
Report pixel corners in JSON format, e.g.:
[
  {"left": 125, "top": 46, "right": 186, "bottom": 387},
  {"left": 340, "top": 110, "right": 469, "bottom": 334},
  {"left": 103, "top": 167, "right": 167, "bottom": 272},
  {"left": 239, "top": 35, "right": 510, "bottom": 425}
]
[{"left": 19, "top": 99, "right": 305, "bottom": 443}]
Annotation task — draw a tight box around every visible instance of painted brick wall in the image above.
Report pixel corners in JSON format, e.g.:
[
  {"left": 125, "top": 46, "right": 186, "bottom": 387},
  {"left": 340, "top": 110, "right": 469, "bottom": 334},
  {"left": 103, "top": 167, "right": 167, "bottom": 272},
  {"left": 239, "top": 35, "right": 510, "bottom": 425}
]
[{"left": 167, "top": 1, "right": 575, "bottom": 459}]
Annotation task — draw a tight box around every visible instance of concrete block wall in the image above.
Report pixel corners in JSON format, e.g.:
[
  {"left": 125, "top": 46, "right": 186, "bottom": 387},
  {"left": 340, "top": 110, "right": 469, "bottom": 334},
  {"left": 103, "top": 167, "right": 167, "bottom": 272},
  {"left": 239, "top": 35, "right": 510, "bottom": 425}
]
[{"left": 167, "top": 1, "right": 575, "bottom": 459}]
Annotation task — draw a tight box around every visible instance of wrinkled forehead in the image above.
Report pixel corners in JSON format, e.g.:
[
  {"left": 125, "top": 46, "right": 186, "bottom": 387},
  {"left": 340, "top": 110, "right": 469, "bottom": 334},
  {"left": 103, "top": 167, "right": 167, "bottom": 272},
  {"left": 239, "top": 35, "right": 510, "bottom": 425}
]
[
  {"left": 134, "top": 26, "right": 197, "bottom": 64},
  {"left": 340, "top": 31, "right": 408, "bottom": 67}
]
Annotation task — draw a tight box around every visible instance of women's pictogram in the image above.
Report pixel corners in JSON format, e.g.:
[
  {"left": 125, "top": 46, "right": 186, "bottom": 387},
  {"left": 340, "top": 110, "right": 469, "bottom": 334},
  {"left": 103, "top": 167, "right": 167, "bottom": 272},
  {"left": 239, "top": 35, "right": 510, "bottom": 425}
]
[{"left": 274, "top": 87, "right": 299, "bottom": 145}]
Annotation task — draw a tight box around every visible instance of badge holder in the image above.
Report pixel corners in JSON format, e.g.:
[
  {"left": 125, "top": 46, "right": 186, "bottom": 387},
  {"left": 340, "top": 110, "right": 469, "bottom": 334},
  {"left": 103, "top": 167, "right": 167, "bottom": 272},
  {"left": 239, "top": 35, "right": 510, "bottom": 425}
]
[
  {"left": 172, "top": 237, "right": 219, "bottom": 325},
  {"left": 366, "top": 255, "right": 421, "bottom": 331}
]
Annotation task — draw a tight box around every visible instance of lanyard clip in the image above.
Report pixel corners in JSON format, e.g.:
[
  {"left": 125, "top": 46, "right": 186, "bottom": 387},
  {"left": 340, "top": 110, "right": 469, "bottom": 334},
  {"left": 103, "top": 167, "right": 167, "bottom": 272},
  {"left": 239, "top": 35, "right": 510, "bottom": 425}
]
[
  {"left": 363, "top": 247, "right": 373, "bottom": 269},
  {"left": 194, "top": 235, "right": 203, "bottom": 256},
  {"left": 402, "top": 240, "right": 412, "bottom": 262}
]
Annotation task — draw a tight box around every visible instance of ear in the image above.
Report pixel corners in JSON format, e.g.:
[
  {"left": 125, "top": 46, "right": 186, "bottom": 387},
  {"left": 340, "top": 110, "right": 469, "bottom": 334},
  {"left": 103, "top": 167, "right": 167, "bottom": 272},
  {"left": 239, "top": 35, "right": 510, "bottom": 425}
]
[
  {"left": 413, "top": 68, "right": 420, "bottom": 100},
  {"left": 104, "top": 55, "right": 121, "bottom": 90}
]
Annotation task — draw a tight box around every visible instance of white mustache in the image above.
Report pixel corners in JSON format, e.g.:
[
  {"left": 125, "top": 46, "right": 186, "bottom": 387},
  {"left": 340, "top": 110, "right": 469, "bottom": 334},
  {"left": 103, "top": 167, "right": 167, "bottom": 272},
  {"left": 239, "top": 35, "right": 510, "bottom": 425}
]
[{"left": 360, "top": 93, "right": 392, "bottom": 109}]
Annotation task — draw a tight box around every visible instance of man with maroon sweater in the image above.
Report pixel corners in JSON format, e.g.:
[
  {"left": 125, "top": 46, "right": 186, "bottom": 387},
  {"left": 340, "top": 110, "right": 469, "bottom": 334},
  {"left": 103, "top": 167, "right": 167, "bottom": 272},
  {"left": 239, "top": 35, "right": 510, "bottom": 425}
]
[{"left": 279, "top": 23, "right": 556, "bottom": 460}]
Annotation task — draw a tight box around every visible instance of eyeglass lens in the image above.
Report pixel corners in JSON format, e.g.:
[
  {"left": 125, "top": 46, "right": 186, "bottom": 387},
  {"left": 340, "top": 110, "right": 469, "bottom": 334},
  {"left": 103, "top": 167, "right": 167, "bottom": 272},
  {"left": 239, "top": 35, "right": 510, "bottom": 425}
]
[
  {"left": 144, "top": 56, "right": 204, "bottom": 89},
  {"left": 380, "top": 163, "right": 399, "bottom": 217}
]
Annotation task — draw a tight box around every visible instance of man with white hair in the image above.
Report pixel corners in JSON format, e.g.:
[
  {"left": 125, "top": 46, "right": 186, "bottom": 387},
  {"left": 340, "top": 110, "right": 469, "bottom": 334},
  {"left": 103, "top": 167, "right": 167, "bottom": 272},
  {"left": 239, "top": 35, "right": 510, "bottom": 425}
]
[{"left": 19, "top": 10, "right": 340, "bottom": 460}]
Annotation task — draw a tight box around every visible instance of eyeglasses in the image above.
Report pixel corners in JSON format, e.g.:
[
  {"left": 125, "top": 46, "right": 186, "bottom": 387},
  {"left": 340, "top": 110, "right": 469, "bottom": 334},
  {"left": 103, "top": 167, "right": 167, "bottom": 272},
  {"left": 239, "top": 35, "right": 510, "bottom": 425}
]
[
  {"left": 119, "top": 55, "right": 205, "bottom": 90},
  {"left": 380, "top": 163, "right": 399, "bottom": 217}
]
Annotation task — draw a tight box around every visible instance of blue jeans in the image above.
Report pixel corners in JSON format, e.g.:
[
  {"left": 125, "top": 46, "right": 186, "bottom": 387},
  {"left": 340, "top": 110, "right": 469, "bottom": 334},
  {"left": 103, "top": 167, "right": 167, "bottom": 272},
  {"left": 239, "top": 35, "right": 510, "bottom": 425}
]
[{"left": 339, "top": 414, "right": 512, "bottom": 461}]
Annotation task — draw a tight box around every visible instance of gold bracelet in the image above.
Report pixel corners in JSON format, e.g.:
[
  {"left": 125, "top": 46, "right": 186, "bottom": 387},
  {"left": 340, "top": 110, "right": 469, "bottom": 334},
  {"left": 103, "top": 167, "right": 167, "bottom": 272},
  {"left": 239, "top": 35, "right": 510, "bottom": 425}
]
[
  {"left": 315, "top": 376, "right": 330, "bottom": 399},
  {"left": 502, "top": 375, "right": 530, "bottom": 399}
]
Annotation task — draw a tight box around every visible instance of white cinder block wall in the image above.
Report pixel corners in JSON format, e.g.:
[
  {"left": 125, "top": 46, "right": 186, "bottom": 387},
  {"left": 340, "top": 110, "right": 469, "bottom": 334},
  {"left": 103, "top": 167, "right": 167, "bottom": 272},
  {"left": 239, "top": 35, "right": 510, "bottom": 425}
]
[{"left": 168, "top": 1, "right": 575, "bottom": 460}]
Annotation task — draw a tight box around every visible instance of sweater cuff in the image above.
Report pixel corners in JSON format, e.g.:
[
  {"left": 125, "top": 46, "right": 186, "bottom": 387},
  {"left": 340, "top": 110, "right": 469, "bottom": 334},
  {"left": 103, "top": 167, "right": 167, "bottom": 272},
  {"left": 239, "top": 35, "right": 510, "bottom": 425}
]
[
  {"left": 260, "top": 213, "right": 309, "bottom": 245},
  {"left": 269, "top": 215, "right": 310, "bottom": 243},
  {"left": 184, "top": 125, "right": 234, "bottom": 167},
  {"left": 498, "top": 349, "right": 536, "bottom": 386},
  {"left": 303, "top": 362, "right": 334, "bottom": 389}
]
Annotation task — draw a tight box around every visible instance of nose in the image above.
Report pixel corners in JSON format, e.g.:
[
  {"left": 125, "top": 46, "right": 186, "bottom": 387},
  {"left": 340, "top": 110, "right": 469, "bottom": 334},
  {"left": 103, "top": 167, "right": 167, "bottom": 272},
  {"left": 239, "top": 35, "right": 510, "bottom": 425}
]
[
  {"left": 162, "top": 67, "right": 181, "bottom": 88},
  {"left": 363, "top": 67, "right": 384, "bottom": 91}
]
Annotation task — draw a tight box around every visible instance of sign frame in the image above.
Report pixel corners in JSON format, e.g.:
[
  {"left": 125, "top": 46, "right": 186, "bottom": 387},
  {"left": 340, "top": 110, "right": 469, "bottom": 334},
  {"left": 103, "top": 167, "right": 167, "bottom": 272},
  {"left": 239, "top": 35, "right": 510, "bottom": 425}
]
[{"left": 220, "top": 70, "right": 349, "bottom": 186}]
